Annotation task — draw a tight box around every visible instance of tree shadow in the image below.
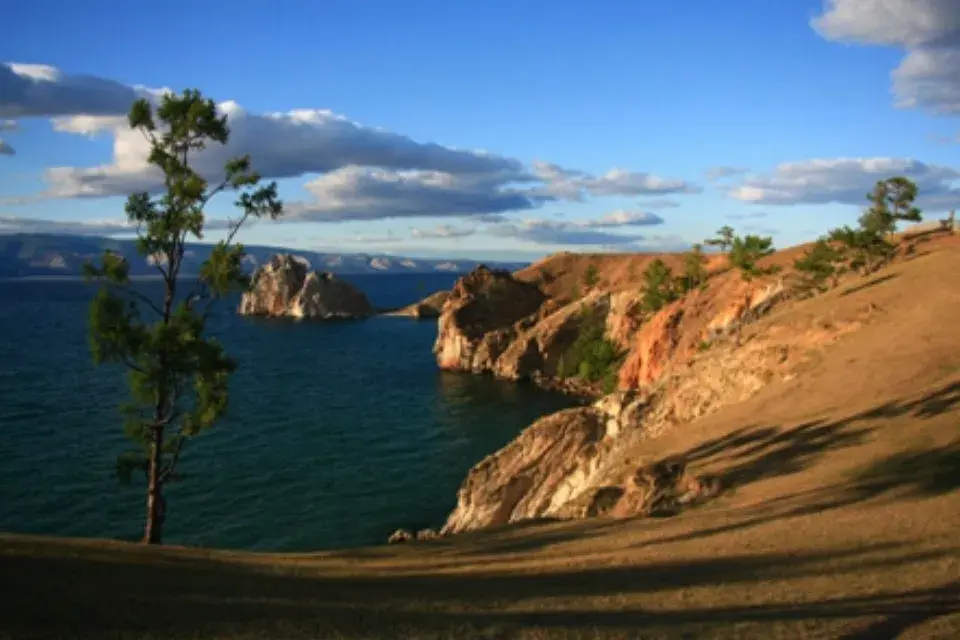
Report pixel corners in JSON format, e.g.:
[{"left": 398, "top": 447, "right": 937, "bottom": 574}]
[
  {"left": 2, "top": 536, "right": 957, "bottom": 639},
  {"left": 840, "top": 273, "right": 899, "bottom": 297}
]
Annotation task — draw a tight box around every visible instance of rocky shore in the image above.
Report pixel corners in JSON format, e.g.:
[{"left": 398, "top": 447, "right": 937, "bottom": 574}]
[{"left": 387, "top": 248, "right": 886, "bottom": 543}]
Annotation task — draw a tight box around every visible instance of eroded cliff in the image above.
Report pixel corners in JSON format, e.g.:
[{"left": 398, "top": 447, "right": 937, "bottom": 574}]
[{"left": 435, "top": 246, "right": 901, "bottom": 535}]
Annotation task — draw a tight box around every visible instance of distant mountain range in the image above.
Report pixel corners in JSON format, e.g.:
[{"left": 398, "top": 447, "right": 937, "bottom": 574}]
[{"left": 0, "top": 234, "right": 528, "bottom": 278}]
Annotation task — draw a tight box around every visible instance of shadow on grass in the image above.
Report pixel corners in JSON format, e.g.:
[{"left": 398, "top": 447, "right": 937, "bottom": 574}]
[
  {"left": 840, "top": 272, "right": 899, "bottom": 297},
  {"left": 1, "top": 536, "right": 957, "bottom": 639},
  {"left": 621, "top": 378, "right": 960, "bottom": 550}
]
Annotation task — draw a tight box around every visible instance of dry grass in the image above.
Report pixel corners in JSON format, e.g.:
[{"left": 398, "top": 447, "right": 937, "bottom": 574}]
[{"left": 2, "top": 242, "right": 960, "bottom": 639}]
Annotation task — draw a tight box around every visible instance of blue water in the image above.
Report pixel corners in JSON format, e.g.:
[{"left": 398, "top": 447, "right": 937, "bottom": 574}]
[{"left": 0, "top": 275, "right": 574, "bottom": 551}]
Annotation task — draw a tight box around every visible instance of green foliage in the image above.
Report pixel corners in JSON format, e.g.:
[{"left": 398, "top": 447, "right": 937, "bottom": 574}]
[
  {"left": 583, "top": 263, "right": 600, "bottom": 289},
  {"left": 84, "top": 90, "right": 283, "bottom": 543},
  {"left": 793, "top": 238, "right": 845, "bottom": 293},
  {"left": 640, "top": 258, "right": 678, "bottom": 312},
  {"left": 704, "top": 225, "right": 735, "bottom": 252},
  {"left": 863, "top": 177, "right": 923, "bottom": 236},
  {"left": 697, "top": 340, "right": 712, "bottom": 352},
  {"left": 729, "top": 234, "right": 780, "bottom": 281},
  {"left": 559, "top": 307, "right": 622, "bottom": 393},
  {"left": 676, "top": 243, "right": 708, "bottom": 293}
]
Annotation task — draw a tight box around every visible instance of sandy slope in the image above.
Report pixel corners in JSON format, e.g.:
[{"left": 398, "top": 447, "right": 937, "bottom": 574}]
[{"left": 1, "top": 241, "right": 958, "bottom": 639}]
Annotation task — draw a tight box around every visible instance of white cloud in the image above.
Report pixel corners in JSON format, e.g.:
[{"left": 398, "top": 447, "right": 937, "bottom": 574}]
[
  {"left": 706, "top": 165, "right": 748, "bottom": 180},
  {"left": 582, "top": 169, "right": 700, "bottom": 197},
  {"left": 1, "top": 62, "right": 700, "bottom": 221},
  {"left": 636, "top": 198, "right": 681, "bottom": 209},
  {"left": 0, "top": 120, "right": 17, "bottom": 131},
  {"left": 411, "top": 224, "right": 477, "bottom": 239},
  {"left": 727, "top": 157, "right": 960, "bottom": 211},
  {"left": 487, "top": 208, "right": 668, "bottom": 247},
  {"left": 813, "top": 0, "right": 960, "bottom": 114},
  {"left": 52, "top": 114, "right": 127, "bottom": 136},
  {"left": 0, "top": 215, "right": 238, "bottom": 236},
  {"left": 589, "top": 210, "right": 664, "bottom": 227},
  {"left": 491, "top": 219, "right": 646, "bottom": 246},
  {"left": 286, "top": 165, "right": 538, "bottom": 222},
  {"left": 0, "top": 63, "right": 151, "bottom": 118},
  {"left": 0, "top": 215, "right": 136, "bottom": 235}
]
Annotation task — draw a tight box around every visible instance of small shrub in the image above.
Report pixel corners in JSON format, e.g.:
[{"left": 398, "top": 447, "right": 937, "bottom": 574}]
[
  {"left": 641, "top": 258, "right": 678, "bottom": 312},
  {"left": 697, "top": 340, "right": 711, "bottom": 352},
  {"left": 559, "top": 307, "right": 622, "bottom": 392},
  {"left": 583, "top": 263, "right": 600, "bottom": 289},
  {"left": 677, "top": 243, "right": 708, "bottom": 293},
  {"left": 793, "top": 237, "right": 844, "bottom": 294}
]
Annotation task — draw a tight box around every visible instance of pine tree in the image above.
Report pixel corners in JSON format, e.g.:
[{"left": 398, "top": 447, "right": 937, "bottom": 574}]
[
  {"left": 793, "top": 237, "right": 844, "bottom": 294},
  {"left": 729, "top": 234, "right": 779, "bottom": 281},
  {"left": 677, "top": 243, "right": 708, "bottom": 293},
  {"left": 704, "top": 225, "right": 735, "bottom": 252},
  {"left": 84, "top": 90, "right": 283, "bottom": 544}
]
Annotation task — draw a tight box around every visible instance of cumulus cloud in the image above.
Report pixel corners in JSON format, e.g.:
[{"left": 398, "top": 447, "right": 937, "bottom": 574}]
[
  {"left": 588, "top": 210, "right": 664, "bottom": 227},
  {"left": 0, "top": 215, "right": 238, "bottom": 236},
  {"left": 0, "top": 120, "right": 17, "bottom": 131},
  {"left": 706, "top": 165, "right": 748, "bottom": 180},
  {"left": 487, "top": 209, "right": 668, "bottom": 247},
  {"left": 490, "top": 219, "right": 646, "bottom": 246},
  {"left": 411, "top": 224, "right": 477, "bottom": 239},
  {"left": 727, "top": 157, "right": 960, "bottom": 211},
  {"left": 285, "top": 166, "right": 538, "bottom": 223},
  {"left": 581, "top": 169, "right": 700, "bottom": 197},
  {"left": 1, "top": 62, "right": 700, "bottom": 222},
  {"left": 0, "top": 63, "right": 147, "bottom": 118},
  {"left": 813, "top": 0, "right": 960, "bottom": 114}
]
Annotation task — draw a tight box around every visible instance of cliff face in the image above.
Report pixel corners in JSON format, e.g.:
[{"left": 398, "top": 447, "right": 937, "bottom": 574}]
[
  {"left": 440, "top": 277, "right": 875, "bottom": 534},
  {"left": 238, "top": 254, "right": 373, "bottom": 320},
  {"left": 433, "top": 265, "right": 547, "bottom": 373},
  {"left": 436, "top": 249, "right": 885, "bottom": 535}
]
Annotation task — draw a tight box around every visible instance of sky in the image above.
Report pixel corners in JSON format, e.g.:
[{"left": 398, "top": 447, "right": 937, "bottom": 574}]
[{"left": 1, "top": 0, "right": 958, "bottom": 261}]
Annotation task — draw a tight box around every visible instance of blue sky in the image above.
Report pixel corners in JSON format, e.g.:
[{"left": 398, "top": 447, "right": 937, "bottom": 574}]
[{"left": 1, "top": 0, "right": 958, "bottom": 261}]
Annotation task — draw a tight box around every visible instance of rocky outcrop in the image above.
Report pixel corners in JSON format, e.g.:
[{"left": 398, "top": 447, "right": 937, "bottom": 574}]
[
  {"left": 238, "top": 254, "right": 373, "bottom": 320},
  {"left": 437, "top": 264, "right": 874, "bottom": 534},
  {"left": 434, "top": 266, "right": 547, "bottom": 372}
]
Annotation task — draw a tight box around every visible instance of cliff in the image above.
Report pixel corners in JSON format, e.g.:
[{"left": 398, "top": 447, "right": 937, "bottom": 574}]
[
  {"left": 238, "top": 254, "right": 374, "bottom": 320},
  {"left": 437, "top": 231, "right": 960, "bottom": 535}
]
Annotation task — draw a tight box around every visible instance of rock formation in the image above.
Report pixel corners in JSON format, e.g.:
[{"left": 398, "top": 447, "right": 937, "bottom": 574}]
[
  {"left": 434, "top": 251, "right": 882, "bottom": 535},
  {"left": 433, "top": 265, "right": 547, "bottom": 373},
  {"left": 238, "top": 254, "right": 374, "bottom": 320}
]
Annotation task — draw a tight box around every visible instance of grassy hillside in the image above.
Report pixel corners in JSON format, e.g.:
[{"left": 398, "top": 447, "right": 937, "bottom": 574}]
[{"left": 1, "top": 241, "right": 959, "bottom": 639}]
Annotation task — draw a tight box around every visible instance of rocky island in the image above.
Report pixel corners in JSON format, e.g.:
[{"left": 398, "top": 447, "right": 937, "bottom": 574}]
[{"left": 238, "top": 254, "right": 374, "bottom": 320}]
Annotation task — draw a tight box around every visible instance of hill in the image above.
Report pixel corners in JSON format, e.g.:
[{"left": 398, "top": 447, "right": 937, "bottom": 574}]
[
  {"left": 0, "top": 233, "right": 527, "bottom": 278},
  {"left": 1, "top": 234, "right": 959, "bottom": 639}
]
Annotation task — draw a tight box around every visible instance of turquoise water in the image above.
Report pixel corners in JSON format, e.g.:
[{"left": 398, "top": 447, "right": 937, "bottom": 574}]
[{"left": 0, "top": 275, "right": 575, "bottom": 551}]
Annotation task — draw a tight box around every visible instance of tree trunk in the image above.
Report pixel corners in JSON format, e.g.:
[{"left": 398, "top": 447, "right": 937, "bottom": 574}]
[{"left": 143, "top": 426, "right": 164, "bottom": 544}]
